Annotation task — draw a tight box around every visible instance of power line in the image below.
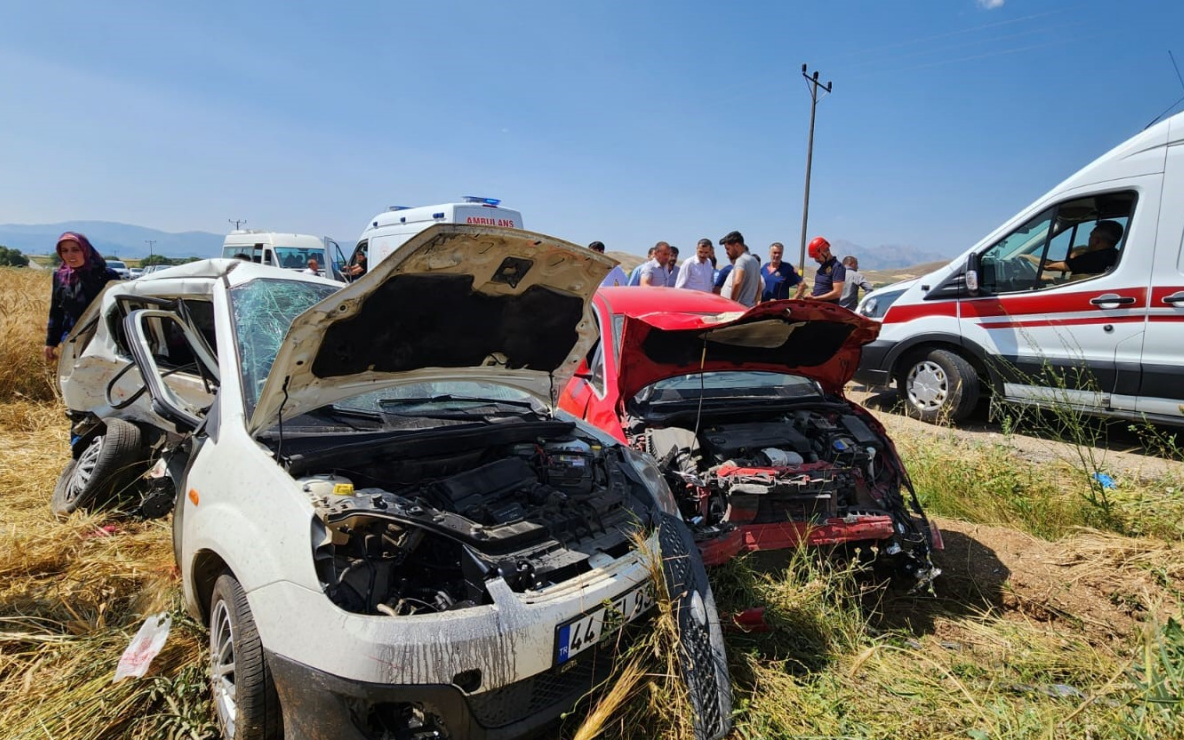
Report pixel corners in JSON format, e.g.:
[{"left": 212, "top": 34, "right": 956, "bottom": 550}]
[
  {"left": 228, "top": 219, "right": 247, "bottom": 230},
  {"left": 144, "top": 240, "right": 156, "bottom": 258}
]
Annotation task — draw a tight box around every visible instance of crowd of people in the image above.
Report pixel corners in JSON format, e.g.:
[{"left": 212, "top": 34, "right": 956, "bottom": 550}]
[
  {"left": 41, "top": 228, "right": 879, "bottom": 366},
  {"left": 590, "top": 231, "right": 874, "bottom": 310}
]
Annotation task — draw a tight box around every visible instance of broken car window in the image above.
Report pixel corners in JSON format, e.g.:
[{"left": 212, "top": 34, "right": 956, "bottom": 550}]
[{"left": 230, "top": 278, "right": 338, "bottom": 412}]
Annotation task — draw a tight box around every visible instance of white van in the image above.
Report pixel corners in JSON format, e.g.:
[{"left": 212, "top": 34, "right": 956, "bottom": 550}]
[
  {"left": 350, "top": 197, "right": 524, "bottom": 275},
  {"left": 854, "top": 111, "right": 1184, "bottom": 426},
  {"left": 222, "top": 231, "right": 346, "bottom": 281}
]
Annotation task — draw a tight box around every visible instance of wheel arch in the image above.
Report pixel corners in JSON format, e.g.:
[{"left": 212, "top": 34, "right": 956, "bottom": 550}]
[
  {"left": 191, "top": 548, "right": 231, "bottom": 626},
  {"left": 886, "top": 333, "right": 997, "bottom": 394}
]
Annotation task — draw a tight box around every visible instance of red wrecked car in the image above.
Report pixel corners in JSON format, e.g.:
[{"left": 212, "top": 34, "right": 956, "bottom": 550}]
[{"left": 559, "top": 287, "right": 941, "bottom": 585}]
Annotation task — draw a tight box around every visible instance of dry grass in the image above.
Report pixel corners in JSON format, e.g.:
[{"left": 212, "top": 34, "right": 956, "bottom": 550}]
[
  {"left": 0, "top": 397, "right": 213, "bottom": 739},
  {"left": 0, "top": 268, "right": 57, "bottom": 403},
  {"left": 1, "top": 267, "right": 1181, "bottom": 740}
]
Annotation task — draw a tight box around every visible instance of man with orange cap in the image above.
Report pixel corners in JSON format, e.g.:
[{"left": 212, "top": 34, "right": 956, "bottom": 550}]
[{"left": 795, "top": 236, "right": 845, "bottom": 304}]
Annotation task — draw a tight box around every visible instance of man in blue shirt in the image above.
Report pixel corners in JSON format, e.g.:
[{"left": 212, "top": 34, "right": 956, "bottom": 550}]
[
  {"left": 628, "top": 245, "right": 657, "bottom": 286},
  {"left": 761, "top": 242, "right": 802, "bottom": 301}
]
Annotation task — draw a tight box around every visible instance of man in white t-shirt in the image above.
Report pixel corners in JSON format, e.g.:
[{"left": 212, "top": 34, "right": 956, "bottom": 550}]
[
  {"left": 674, "top": 238, "right": 716, "bottom": 292},
  {"left": 302, "top": 258, "right": 321, "bottom": 276}
]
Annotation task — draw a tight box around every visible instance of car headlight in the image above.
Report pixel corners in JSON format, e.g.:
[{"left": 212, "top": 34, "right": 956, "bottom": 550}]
[
  {"left": 859, "top": 297, "right": 879, "bottom": 317},
  {"left": 622, "top": 446, "right": 680, "bottom": 517}
]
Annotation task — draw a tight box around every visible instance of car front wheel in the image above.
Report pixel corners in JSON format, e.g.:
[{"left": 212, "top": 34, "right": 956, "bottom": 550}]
[
  {"left": 51, "top": 418, "right": 146, "bottom": 517},
  {"left": 898, "top": 349, "right": 980, "bottom": 424},
  {"left": 209, "top": 573, "right": 281, "bottom": 740}
]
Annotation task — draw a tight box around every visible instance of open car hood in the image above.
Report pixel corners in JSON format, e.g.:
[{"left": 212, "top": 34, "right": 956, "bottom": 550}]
[
  {"left": 248, "top": 225, "right": 614, "bottom": 435},
  {"left": 617, "top": 299, "right": 880, "bottom": 400}
]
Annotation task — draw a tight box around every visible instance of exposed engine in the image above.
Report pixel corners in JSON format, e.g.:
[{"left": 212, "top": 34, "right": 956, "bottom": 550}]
[
  {"left": 293, "top": 426, "right": 650, "bottom": 616},
  {"left": 636, "top": 405, "right": 935, "bottom": 581}
]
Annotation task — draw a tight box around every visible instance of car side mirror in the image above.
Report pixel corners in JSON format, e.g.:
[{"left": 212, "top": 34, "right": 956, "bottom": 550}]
[{"left": 965, "top": 253, "right": 981, "bottom": 296}]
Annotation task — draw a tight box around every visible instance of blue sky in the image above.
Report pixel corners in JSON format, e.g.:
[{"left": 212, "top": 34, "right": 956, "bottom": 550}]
[{"left": 2, "top": 0, "right": 1183, "bottom": 260}]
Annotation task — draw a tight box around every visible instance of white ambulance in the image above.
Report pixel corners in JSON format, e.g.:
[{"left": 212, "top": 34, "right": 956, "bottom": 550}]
[
  {"left": 221, "top": 231, "right": 347, "bottom": 281},
  {"left": 349, "top": 197, "right": 524, "bottom": 275},
  {"left": 854, "top": 110, "right": 1184, "bottom": 426}
]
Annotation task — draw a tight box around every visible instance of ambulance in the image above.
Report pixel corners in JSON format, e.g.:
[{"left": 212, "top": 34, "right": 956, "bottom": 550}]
[
  {"left": 854, "top": 111, "right": 1184, "bottom": 426},
  {"left": 352, "top": 196, "right": 525, "bottom": 271}
]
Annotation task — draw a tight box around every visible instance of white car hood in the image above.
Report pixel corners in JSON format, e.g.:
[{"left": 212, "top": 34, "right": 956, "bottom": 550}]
[{"left": 247, "top": 225, "right": 614, "bottom": 435}]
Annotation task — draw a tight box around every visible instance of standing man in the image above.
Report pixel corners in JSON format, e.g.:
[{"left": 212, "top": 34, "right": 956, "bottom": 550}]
[
  {"left": 839, "top": 256, "right": 874, "bottom": 310},
  {"left": 303, "top": 258, "right": 321, "bottom": 275},
  {"left": 795, "top": 236, "right": 845, "bottom": 303},
  {"left": 675, "top": 238, "right": 716, "bottom": 292},
  {"left": 666, "top": 246, "right": 680, "bottom": 286},
  {"left": 628, "top": 246, "right": 657, "bottom": 286},
  {"left": 719, "top": 231, "right": 761, "bottom": 307},
  {"left": 639, "top": 241, "right": 675, "bottom": 287},
  {"left": 590, "top": 241, "right": 630, "bottom": 287},
  {"left": 761, "top": 242, "right": 802, "bottom": 301}
]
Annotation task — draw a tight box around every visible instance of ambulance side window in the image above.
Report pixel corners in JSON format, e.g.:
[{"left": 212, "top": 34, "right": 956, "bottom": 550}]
[{"left": 978, "top": 192, "right": 1136, "bottom": 294}]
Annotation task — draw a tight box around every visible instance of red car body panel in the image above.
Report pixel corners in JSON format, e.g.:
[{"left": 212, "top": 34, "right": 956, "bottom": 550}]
[{"left": 560, "top": 287, "right": 940, "bottom": 568}]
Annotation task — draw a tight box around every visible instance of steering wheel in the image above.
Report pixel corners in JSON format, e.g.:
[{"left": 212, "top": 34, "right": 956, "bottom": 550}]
[{"left": 1001, "top": 254, "right": 1039, "bottom": 285}]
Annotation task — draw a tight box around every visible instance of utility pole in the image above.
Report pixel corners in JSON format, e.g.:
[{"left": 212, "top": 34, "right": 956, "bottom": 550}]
[
  {"left": 144, "top": 240, "right": 156, "bottom": 259},
  {"left": 797, "top": 64, "right": 833, "bottom": 273},
  {"left": 228, "top": 218, "right": 247, "bottom": 231}
]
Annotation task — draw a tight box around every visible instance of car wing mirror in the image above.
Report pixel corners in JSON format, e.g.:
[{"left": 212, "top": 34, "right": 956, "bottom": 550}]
[{"left": 965, "top": 252, "right": 981, "bottom": 296}]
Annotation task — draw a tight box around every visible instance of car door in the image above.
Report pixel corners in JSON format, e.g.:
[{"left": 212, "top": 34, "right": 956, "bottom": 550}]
[
  {"left": 959, "top": 186, "right": 1157, "bottom": 412},
  {"left": 560, "top": 299, "right": 627, "bottom": 440},
  {"left": 1137, "top": 131, "right": 1184, "bottom": 422}
]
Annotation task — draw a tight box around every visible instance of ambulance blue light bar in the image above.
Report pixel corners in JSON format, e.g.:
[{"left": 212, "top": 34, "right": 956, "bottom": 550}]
[{"left": 462, "top": 195, "right": 501, "bottom": 207}]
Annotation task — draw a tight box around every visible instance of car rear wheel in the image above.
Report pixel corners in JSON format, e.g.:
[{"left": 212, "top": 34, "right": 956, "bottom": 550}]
[
  {"left": 51, "top": 419, "right": 146, "bottom": 517},
  {"left": 898, "top": 349, "right": 979, "bottom": 424},
  {"left": 209, "top": 573, "right": 281, "bottom": 740}
]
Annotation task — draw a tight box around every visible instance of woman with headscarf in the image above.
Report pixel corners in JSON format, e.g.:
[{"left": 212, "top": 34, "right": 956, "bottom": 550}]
[{"left": 44, "top": 232, "right": 121, "bottom": 362}]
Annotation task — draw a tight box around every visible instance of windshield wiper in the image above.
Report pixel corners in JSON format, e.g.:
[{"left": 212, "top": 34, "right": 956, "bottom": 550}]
[{"left": 379, "top": 394, "right": 537, "bottom": 409}]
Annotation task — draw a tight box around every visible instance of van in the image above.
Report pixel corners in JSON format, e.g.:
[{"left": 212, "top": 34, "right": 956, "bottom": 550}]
[
  {"left": 854, "top": 111, "right": 1184, "bottom": 427},
  {"left": 221, "top": 231, "right": 347, "bottom": 281},
  {"left": 350, "top": 197, "right": 524, "bottom": 274}
]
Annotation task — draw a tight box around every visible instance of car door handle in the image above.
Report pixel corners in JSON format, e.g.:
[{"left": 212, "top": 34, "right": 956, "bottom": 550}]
[
  {"left": 1089, "top": 294, "right": 1136, "bottom": 307},
  {"left": 1163, "top": 291, "right": 1184, "bottom": 306}
]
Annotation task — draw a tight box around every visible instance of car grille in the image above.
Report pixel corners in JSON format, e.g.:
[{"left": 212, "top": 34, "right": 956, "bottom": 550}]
[{"left": 466, "top": 645, "right": 612, "bottom": 728}]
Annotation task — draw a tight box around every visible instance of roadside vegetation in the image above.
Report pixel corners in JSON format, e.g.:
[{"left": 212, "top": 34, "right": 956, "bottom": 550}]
[{"left": 1, "top": 267, "right": 1180, "bottom": 740}]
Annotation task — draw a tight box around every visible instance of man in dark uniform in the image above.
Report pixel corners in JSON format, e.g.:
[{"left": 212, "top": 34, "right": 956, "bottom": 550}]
[
  {"left": 1045, "top": 221, "right": 1124, "bottom": 275},
  {"left": 795, "top": 236, "right": 845, "bottom": 303}
]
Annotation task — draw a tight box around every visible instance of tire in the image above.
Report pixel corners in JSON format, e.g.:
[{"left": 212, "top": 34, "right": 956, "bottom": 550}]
[
  {"left": 51, "top": 419, "right": 146, "bottom": 517},
  {"left": 209, "top": 573, "right": 282, "bottom": 740},
  {"left": 897, "top": 349, "right": 980, "bottom": 424}
]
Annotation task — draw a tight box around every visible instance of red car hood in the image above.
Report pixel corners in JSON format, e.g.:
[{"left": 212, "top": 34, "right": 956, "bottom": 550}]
[{"left": 616, "top": 299, "right": 880, "bottom": 400}]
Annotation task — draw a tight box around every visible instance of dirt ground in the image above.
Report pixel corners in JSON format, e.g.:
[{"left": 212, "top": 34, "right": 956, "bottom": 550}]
[
  {"left": 908, "top": 517, "right": 1178, "bottom": 645},
  {"left": 847, "top": 383, "right": 1184, "bottom": 481},
  {"left": 847, "top": 385, "right": 1184, "bottom": 646}
]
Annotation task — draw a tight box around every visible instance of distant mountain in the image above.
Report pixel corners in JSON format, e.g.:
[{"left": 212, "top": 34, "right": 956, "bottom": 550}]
[
  {"left": 0, "top": 221, "right": 224, "bottom": 259},
  {"left": 827, "top": 238, "right": 952, "bottom": 271}
]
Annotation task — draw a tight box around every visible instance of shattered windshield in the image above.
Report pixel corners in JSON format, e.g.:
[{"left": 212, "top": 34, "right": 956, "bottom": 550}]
[
  {"left": 636, "top": 371, "right": 819, "bottom": 405},
  {"left": 230, "top": 278, "right": 338, "bottom": 412}
]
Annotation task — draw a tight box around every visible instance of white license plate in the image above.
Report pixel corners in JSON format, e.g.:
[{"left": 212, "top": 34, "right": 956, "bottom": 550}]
[{"left": 555, "top": 583, "right": 654, "bottom": 665}]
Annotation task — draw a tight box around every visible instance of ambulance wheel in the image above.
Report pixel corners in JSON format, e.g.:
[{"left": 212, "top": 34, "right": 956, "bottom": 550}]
[{"left": 898, "top": 349, "right": 979, "bottom": 424}]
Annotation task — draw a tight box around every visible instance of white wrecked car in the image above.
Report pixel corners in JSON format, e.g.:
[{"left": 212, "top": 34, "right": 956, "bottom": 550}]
[{"left": 55, "top": 225, "right": 733, "bottom": 740}]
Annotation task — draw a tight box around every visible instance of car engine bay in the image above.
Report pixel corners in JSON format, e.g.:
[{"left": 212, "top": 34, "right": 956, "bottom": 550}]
[
  {"left": 632, "top": 402, "right": 936, "bottom": 577},
  {"left": 287, "top": 423, "right": 652, "bottom": 616}
]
